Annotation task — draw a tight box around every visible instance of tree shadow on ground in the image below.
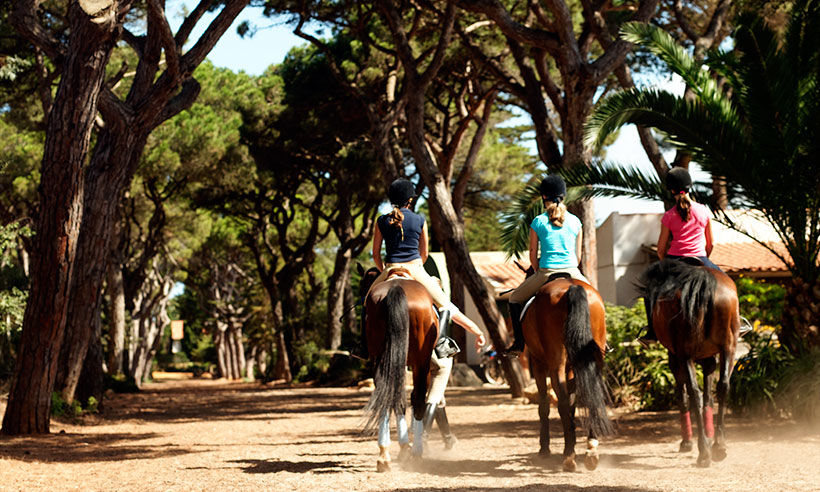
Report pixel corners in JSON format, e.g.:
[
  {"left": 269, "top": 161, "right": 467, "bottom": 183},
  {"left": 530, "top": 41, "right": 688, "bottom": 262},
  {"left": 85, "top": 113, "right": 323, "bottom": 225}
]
[
  {"left": 0, "top": 432, "right": 198, "bottom": 463},
  {"left": 229, "top": 458, "right": 357, "bottom": 474},
  {"left": 388, "top": 486, "right": 649, "bottom": 492}
]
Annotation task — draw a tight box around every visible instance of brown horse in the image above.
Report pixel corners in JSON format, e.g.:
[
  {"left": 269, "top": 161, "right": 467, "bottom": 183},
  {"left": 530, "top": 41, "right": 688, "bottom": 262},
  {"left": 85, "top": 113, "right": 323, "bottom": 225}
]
[
  {"left": 357, "top": 265, "right": 439, "bottom": 472},
  {"left": 638, "top": 258, "right": 740, "bottom": 467},
  {"left": 521, "top": 276, "right": 614, "bottom": 472}
]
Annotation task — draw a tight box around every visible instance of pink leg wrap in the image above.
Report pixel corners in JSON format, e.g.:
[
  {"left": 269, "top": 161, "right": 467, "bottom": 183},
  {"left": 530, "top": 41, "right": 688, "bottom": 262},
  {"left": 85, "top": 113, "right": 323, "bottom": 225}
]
[
  {"left": 680, "top": 411, "right": 692, "bottom": 441},
  {"left": 704, "top": 407, "right": 714, "bottom": 438}
]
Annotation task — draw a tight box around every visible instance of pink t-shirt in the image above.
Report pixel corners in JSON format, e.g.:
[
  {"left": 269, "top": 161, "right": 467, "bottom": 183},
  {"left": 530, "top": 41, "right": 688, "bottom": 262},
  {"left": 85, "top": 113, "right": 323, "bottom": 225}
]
[{"left": 661, "top": 202, "right": 710, "bottom": 257}]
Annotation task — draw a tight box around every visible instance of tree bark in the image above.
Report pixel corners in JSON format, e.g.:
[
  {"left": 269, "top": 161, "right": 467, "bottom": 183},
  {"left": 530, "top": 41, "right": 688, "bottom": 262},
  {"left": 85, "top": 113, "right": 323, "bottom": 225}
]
[
  {"left": 57, "top": 0, "right": 250, "bottom": 404},
  {"left": 106, "top": 257, "right": 127, "bottom": 375},
  {"left": 75, "top": 316, "right": 104, "bottom": 409},
  {"left": 2, "top": 1, "right": 122, "bottom": 435}
]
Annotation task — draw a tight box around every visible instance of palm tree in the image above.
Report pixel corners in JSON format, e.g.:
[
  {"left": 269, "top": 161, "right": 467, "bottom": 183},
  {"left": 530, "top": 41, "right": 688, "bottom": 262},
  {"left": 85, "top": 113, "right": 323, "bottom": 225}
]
[{"left": 577, "top": 1, "right": 820, "bottom": 350}]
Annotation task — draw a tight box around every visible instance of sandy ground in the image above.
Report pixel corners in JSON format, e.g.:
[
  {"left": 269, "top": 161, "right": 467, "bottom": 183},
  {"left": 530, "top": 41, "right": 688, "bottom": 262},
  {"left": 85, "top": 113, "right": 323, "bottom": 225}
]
[{"left": 0, "top": 377, "right": 818, "bottom": 492}]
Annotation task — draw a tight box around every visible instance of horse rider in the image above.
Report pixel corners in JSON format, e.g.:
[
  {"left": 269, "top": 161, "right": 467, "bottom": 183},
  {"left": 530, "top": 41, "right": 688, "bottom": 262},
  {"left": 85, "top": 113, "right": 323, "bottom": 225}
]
[
  {"left": 356, "top": 177, "right": 486, "bottom": 358},
  {"left": 639, "top": 166, "right": 755, "bottom": 344},
  {"left": 503, "top": 174, "right": 590, "bottom": 357}
]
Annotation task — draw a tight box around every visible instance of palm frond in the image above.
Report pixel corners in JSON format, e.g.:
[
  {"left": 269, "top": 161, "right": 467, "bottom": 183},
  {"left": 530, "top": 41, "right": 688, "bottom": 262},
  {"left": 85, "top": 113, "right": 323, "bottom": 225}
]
[
  {"left": 585, "top": 88, "right": 749, "bottom": 176},
  {"left": 499, "top": 179, "right": 542, "bottom": 259},
  {"left": 559, "top": 162, "right": 667, "bottom": 202},
  {"left": 620, "top": 22, "right": 734, "bottom": 118}
]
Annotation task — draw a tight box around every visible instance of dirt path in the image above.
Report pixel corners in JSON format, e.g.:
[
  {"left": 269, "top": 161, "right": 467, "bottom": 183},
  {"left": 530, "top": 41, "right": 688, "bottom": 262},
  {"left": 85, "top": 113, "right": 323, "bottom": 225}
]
[{"left": 1, "top": 378, "right": 818, "bottom": 491}]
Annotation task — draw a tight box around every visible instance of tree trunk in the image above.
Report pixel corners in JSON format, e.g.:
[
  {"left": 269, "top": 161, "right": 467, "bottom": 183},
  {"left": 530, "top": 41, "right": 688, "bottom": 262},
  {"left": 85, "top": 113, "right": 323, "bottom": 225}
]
[
  {"left": 273, "top": 330, "right": 291, "bottom": 382},
  {"left": 57, "top": 129, "right": 149, "bottom": 403},
  {"left": 405, "top": 91, "right": 527, "bottom": 398},
  {"left": 106, "top": 260, "right": 127, "bottom": 375},
  {"left": 782, "top": 276, "right": 820, "bottom": 351},
  {"left": 75, "top": 316, "right": 104, "bottom": 410},
  {"left": 2, "top": 1, "right": 121, "bottom": 435},
  {"left": 327, "top": 248, "right": 353, "bottom": 350}
]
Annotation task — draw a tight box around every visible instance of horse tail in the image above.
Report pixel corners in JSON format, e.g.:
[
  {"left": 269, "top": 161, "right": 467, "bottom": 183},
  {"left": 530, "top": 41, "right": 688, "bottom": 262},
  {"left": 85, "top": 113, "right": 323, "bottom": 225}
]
[
  {"left": 564, "top": 284, "right": 614, "bottom": 437},
  {"left": 363, "top": 284, "right": 409, "bottom": 433},
  {"left": 637, "top": 260, "right": 716, "bottom": 340}
]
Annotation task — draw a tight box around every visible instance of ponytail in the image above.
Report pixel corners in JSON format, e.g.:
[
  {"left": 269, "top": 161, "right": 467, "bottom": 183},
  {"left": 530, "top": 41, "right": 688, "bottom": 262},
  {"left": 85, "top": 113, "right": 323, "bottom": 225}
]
[
  {"left": 545, "top": 200, "right": 567, "bottom": 227},
  {"left": 387, "top": 205, "right": 405, "bottom": 240},
  {"left": 675, "top": 192, "right": 692, "bottom": 222}
]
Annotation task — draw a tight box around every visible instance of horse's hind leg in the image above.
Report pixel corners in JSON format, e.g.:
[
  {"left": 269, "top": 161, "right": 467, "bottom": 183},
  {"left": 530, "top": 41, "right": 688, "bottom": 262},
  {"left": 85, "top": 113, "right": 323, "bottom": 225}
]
[
  {"left": 396, "top": 408, "right": 412, "bottom": 462},
  {"left": 684, "top": 359, "right": 711, "bottom": 467},
  {"left": 712, "top": 350, "right": 734, "bottom": 462},
  {"left": 670, "top": 354, "right": 693, "bottom": 453},
  {"left": 552, "top": 369, "right": 577, "bottom": 472},
  {"left": 699, "top": 357, "right": 717, "bottom": 443},
  {"left": 532, "top": 359, "right": 551, "bottom": 457},
  {"left": 377, "top": 411, "right": 392, "bottom": 472}
]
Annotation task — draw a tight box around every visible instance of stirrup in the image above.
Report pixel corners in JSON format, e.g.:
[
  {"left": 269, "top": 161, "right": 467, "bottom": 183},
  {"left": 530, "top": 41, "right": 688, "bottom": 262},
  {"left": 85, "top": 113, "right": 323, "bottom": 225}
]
[
  {"left": 739, "top": 316, "right": 753, "bottom": 336},
  {"left": 435, "top": 336, "right": 460, "bottom": 358}
]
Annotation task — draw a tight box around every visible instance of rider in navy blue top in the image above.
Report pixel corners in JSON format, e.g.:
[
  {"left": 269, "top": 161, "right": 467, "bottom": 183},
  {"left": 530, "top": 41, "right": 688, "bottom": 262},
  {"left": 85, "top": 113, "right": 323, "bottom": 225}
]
[{"left": 377, "top": 209, "right": 425, "bottom": 264}]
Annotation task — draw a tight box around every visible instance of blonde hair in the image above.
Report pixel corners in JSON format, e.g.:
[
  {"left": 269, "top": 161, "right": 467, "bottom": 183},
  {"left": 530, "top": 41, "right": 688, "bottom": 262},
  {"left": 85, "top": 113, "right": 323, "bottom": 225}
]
[
  {"left": 544, "top": 199, "right": 567, "bottom": 227},
  {"left": 387, "top": 205, "right": 405, "bottom": 240},
  {"left": 674, "top": 192, "right": 692, "bottom": 222}
]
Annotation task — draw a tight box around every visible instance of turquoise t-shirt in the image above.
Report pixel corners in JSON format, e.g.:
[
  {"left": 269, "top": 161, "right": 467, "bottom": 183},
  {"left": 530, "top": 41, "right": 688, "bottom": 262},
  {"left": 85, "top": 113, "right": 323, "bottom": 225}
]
[{"left": 530, "top": 212, "right": 582, "bottom": 269}]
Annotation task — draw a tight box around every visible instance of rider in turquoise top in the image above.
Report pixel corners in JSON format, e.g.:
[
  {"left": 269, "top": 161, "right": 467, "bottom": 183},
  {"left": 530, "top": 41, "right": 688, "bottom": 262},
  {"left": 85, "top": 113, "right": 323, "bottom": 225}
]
[
  {"left": 504, "top": 174, "right": 589, "bottom": 356},
  {"left": 530, "top": 212, "right": 582, "bottom": 269}
]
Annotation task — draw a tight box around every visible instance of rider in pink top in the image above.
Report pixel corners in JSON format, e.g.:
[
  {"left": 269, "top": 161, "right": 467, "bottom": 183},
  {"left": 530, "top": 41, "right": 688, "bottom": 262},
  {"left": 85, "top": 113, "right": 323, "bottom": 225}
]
[{"left": 656, "top": 167, "right": 721, "bottom": 271}]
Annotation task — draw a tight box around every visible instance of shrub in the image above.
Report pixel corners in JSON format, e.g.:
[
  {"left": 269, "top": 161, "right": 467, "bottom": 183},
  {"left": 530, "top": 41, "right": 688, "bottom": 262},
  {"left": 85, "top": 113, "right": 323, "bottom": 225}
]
[
  {"left": 736, "top": 276, "right": 785, "bottom": 328},
  {"left": 604, "top": 301, "right": 677, "bottom": 411}
]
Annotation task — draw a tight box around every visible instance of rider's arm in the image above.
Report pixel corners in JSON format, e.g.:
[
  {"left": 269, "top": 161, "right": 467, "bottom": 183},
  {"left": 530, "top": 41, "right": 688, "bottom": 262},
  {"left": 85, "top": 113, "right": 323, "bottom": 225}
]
[
  {"left": 657, "top": 224, "right": 671, "bottom": 260},
  {"left": 372, "top": 222, "right": 384, "bottom": 271},
  {"left": 704, "top": 218, "right": 714, "bottom": 257},
  {"left": 419, "top": 221, "right": 429, "bottom": 263},
  {"left": 576, "top": 228, "right": 583, "bottom": 266},
  {"left": 528, "top": 228, "right": 539, "bottom": 270}
]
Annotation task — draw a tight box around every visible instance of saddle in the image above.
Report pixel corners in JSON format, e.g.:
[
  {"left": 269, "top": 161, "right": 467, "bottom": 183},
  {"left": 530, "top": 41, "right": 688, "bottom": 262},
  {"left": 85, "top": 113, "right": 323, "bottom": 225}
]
[
  {"left": 519, "top": 272, "right": 573, "bottom": 322},
  {"left": 384, "top": 267, "right": 413, "bottom": 280},
  {"left": 676, "top": 257, "right": 705, "bottom": 267}
]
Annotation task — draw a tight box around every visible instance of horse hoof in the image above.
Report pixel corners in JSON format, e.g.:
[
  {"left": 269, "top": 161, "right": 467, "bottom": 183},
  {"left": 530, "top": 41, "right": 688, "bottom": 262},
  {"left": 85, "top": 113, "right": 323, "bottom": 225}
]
[
  {"left": 538, "top": 447, "right": 551, "bottom": 457},
  {"left": 712, "top": 445, "right": 727, "bottom": 462},
  {"left": 397, "top": 445, "right": 412, "bottom": 462},
  {"left": 376, "top": 460, "right": 391, "bottom": 473},
  {"left": 679, "top": 440, "right": 693, "bottom": 453},
  {"left": 696, "top": 455, "right": 711, "bottom": 468},
  {"left": 444, "top": 436, "right": 458, "bottom": 450},
  {"left": 584, "top": 453, "right": 599, "bottom": 471},
  {"left": 562, "top": 456, "right": 577, "bottom": 472}
]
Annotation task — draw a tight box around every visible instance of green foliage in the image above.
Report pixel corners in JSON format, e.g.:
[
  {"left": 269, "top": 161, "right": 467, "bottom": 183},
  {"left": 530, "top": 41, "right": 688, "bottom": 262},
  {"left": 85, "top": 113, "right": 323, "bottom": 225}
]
[
  {"left": 50, "top": 392, "right": 84, "bottom": 418},
  {"left": 736, "top": 276, "right": 786, "bottom": 328},
  {"left": 292, "top": 340, "right": 331, "bottom": 382},
  {"left": 604, "top": 301, "right": 677, "bottom": 410},
  {"left": 730, "top": 331, "right": 795, "bottom": 413},
  {"left": 776, "top": 349, "right": 820, "bottom": 422},
  {"left": 104, "top": 373, "right": 140, "bottom": 394}
]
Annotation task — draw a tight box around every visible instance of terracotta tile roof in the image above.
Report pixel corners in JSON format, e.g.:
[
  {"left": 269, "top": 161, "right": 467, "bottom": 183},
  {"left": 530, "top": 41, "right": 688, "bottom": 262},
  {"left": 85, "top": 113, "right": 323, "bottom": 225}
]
[
  {"left": 710, "top": 241, "right": 791, "bottom": 274},
  {"left": 468, "top": 252, "right": 531, "bottom": 294}
]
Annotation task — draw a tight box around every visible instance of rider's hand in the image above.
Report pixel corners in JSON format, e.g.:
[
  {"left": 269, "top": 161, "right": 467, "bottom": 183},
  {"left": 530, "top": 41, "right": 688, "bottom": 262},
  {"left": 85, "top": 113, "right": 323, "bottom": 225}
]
[{"left": 474, "top": 333, "right": 486, "bottom": 350}]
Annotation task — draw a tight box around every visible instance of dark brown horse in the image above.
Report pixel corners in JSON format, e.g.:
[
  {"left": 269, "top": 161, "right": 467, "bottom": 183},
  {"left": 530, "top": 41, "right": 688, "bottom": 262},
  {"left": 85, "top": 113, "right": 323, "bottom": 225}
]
[
  {"left": 521, "top": 276, "right": 614, "bottom": 472},
  {"left": 638, "top": 259, "right": 740, "bottom": 467},
  {"left": 357, "top": 265, "right": 439, "bottom": 472}
]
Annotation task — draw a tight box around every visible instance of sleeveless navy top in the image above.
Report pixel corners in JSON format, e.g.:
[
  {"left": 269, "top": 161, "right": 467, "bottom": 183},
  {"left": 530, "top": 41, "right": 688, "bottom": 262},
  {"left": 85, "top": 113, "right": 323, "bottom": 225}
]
[{"left": 378, "top": 209, "right": 425, "bottom": 263}]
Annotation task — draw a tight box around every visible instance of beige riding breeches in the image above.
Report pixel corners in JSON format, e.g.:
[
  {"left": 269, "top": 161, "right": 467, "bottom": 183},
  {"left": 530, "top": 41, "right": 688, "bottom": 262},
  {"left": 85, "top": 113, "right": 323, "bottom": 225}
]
[{"left": 509, "top": 267, "right": 589, "bottom": 304}]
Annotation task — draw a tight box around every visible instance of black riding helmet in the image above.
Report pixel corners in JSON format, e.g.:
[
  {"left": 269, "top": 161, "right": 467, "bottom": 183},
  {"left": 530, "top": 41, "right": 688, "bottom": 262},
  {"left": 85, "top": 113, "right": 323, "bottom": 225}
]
[
  {"left": 665, "top": 167, "right": 692, "bottom": 194},
  {"left": 540, "top": 174, "right": 567, "bottom": 203},
  {"left": 388, "top": 178, "right": 416, "bottom": 207}
]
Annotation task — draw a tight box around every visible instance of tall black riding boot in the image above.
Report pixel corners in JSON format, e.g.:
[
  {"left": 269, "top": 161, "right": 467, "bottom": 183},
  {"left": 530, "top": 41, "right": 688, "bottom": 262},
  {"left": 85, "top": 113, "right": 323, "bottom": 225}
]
[
  {"left": 434, "top": 406, "right": 457, "bottom": 450},
  {"left": 434, "top": 308, "right": 460, "bottom": 358},
  {"left": 503, "top": 302, "right": 525, "bottom": 356},
  {"left": 637, "top": 297, "right": 657, "bottom": 347},
  {"left": 422, "top": 402, "right": 437, "bottom": 432}
]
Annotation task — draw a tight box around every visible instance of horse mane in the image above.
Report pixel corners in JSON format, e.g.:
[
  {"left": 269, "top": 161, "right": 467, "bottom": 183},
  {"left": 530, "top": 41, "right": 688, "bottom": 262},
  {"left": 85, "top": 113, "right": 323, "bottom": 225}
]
[{"left": 636, "top": 259, "right": 717, "bottom": 339}]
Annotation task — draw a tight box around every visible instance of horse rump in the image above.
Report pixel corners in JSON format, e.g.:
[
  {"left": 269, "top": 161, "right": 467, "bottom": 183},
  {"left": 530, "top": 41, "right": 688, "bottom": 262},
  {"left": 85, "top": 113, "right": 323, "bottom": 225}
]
[
  {"left": 564, "top": 284, "right": 614, "bottom": 437},
  {"left": 637, "top": 259, "right": 717, "bottom": 340},
  {"left": 362, "top": 284, "right": 409, "bottom": 433}
]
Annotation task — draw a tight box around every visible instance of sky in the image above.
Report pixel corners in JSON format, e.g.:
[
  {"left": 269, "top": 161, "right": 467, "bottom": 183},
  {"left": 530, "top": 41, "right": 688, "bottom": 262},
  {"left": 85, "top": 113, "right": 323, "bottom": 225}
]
[{"left": 170, "top": 1, "right": 684, "bottom": 225}]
